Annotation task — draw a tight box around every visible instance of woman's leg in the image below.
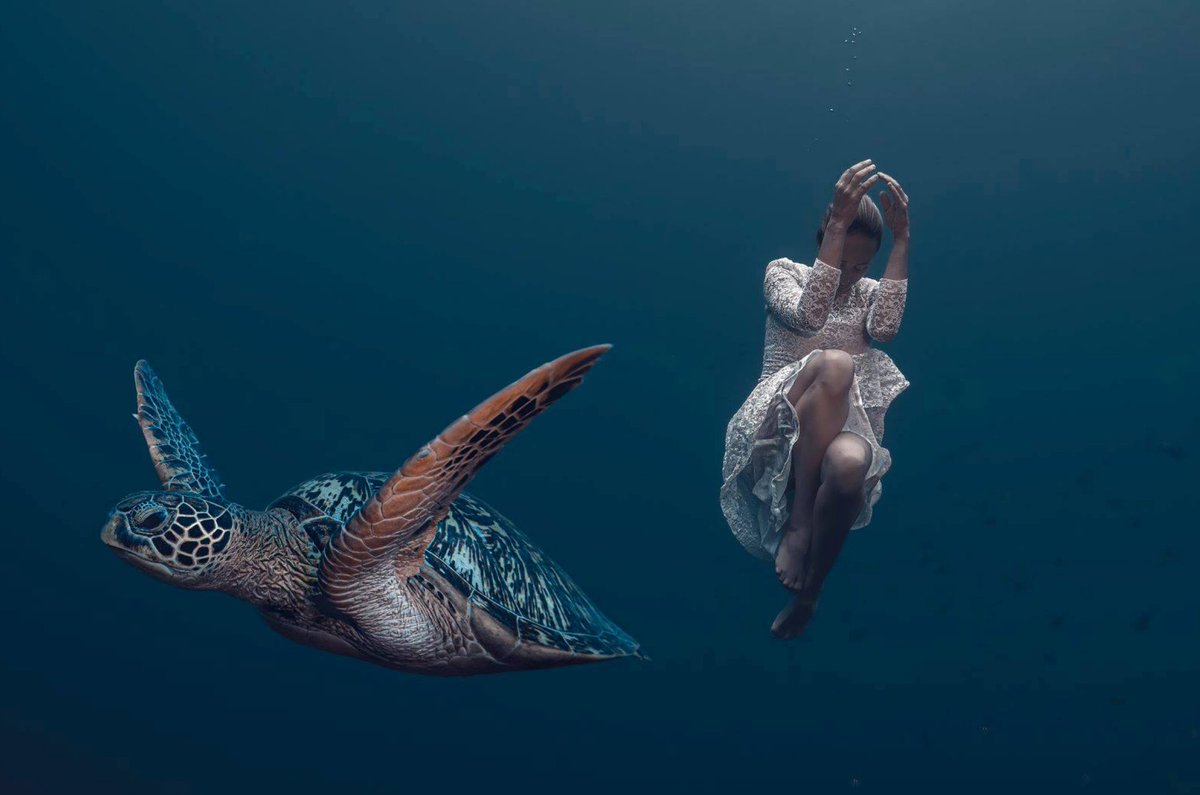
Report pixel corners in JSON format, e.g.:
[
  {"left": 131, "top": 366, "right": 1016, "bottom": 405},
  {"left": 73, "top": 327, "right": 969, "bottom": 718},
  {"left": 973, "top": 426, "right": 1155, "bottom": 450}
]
[
  {"left": 774, "top": 350, "right": 855, "bottom": 590},
  {"left": 806, "top": 432, "right": 872, "bottom": 591},
  {"left": 772, "top": 432, "right": 872, "bottom": 639}
]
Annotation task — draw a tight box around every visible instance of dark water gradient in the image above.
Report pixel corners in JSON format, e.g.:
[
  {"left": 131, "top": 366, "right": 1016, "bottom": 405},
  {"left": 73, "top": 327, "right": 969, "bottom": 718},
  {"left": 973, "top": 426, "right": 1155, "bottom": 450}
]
[{"left": 2, "top": 1, "right": 1198, "bottom": 792}]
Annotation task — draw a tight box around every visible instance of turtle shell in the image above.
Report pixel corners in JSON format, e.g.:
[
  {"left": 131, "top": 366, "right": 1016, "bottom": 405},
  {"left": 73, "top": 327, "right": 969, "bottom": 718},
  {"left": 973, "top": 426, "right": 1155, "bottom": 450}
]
[{"left": 269, "top": 472, "right": 639, "bottom": 658}]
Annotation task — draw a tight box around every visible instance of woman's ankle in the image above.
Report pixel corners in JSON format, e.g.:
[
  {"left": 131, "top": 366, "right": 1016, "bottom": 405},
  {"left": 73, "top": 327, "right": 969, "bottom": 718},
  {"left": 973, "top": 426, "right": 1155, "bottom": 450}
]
[{"left": 782, "top": 514, "right": 812, "bottom": 539}]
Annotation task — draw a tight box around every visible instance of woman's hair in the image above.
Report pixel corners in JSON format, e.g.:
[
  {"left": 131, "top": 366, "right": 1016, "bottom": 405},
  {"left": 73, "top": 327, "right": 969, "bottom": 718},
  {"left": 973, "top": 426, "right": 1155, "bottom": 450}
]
[{"left": 815, "top": 195, "right": 883, "bottom": 249}]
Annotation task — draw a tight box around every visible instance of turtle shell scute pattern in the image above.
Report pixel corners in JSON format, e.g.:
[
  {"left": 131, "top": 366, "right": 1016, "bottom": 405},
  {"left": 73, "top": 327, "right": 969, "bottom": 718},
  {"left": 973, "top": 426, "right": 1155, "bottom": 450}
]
[
  {"left": 426, "top": 493, "right": 639, "bottom": 658},
  {"left": 270, "top": 473, "right": 639, "bottom": 657},
  {"left": 270, "top": 473, "right": 382, "bottom": 525}
]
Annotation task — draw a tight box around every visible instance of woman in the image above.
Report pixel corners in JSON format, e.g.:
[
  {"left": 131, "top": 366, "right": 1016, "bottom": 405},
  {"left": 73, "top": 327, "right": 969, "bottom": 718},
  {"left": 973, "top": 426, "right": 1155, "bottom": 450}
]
[{"left": 720, "top": 159, "right": 911, "bottom": 639}]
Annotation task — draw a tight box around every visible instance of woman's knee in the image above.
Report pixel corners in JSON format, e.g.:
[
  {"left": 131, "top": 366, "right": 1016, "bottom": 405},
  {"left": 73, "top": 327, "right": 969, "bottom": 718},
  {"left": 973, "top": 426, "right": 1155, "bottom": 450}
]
[
  {"left": 786, "top": 350, "right": 855, "bottom": 408},
  {"left": 811, "top": 350, "right": 855, "bottom": 394},
  {"left": 821, "top": 434, "right": 872, "bottom": 495}
]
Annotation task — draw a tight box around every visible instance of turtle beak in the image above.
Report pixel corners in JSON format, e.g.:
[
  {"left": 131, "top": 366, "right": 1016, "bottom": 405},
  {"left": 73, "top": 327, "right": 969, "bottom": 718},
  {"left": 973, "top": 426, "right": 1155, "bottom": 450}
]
[
  {"left": 101, "top": 512, "right": 127, "bottom": 547},
  {"left": 102, "top": 511, "right": 179, "bottom": 581}
]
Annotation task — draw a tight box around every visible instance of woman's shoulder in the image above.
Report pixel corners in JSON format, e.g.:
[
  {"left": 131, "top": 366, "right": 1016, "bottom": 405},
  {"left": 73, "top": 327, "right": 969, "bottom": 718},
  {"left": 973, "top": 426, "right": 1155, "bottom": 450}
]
[{"left": 765, "top": 257, "right": 810, "bottom": 275}]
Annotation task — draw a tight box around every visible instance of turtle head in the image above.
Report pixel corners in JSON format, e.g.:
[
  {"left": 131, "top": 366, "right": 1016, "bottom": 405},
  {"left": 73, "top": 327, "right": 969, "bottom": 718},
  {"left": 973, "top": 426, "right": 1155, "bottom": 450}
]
[{"left": 102, "top": 491, "right": 239, "bottom": 588}]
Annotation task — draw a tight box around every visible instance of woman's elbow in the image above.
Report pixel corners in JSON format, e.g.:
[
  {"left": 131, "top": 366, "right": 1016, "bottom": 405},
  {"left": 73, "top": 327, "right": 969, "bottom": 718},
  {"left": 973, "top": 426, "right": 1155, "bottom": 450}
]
[
  {"left": 770, "top": 304, "right": 824, "bottom": 337},
  {"left": 869, "top": 325, "right": 899, "bottom": 343}
]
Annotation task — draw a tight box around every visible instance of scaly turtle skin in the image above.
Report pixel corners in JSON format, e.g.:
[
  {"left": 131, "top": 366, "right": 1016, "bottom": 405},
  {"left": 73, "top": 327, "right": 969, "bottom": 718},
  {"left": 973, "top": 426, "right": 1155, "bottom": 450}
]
[{"left": 102, "top": 347, "right": 641, "bottom": 675}]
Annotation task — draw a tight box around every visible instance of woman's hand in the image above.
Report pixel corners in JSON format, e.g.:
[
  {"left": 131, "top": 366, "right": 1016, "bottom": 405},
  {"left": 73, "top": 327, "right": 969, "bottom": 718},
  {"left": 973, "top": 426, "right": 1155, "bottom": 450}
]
[
  {"left": 878, "top": 173, "right": 910, "bottom": 241},
  {"left": 830, "top": 159, "right": 880, "bottom": 227}
]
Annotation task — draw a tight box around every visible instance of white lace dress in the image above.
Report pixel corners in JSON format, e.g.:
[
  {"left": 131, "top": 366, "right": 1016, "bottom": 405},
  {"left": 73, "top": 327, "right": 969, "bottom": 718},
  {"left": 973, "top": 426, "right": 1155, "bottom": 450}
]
[{"left": 720, "top": 258, "right": 910, "bottom": 561}]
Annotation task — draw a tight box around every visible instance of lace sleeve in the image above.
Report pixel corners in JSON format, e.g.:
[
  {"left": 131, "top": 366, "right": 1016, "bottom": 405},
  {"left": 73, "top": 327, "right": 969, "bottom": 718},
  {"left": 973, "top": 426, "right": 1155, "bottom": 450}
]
[
  {"left": 763, "top": 258, "right": 840, "bottom": 337},
  {"left": 866, "top": 278, "right": 907, "bottom": 342}
]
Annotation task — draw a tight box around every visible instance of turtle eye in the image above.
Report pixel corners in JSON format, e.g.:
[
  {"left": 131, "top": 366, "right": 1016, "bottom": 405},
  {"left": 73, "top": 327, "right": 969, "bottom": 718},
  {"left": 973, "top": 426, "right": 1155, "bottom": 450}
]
[{"left": 132, "top": 507, "right": 170, "bottom": 533}]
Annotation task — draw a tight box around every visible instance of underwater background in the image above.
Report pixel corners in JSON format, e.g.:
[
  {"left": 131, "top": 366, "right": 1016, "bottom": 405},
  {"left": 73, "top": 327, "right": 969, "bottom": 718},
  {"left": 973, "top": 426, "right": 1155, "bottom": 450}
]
[{"left": 2, "top": 1, "right": 1198, "bottom": 792}]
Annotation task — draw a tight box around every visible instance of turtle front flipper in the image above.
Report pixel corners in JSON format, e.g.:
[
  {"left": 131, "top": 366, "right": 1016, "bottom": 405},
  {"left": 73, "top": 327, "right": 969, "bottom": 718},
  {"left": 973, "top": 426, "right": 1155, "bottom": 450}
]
[
  {"left": 134, "top": 361, "right": 226, "bottom": 500},
  {"left": 317, "top": 345, "right": 610, "bottom": 615}
]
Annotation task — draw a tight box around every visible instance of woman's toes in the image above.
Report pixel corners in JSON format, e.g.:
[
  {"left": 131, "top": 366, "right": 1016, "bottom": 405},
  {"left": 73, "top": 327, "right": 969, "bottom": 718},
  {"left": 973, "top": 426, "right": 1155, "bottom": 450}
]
[
  {"left": 778, "top": 567, "right": 803, "bottom": 590},
  {"left": 771, "top": 596, "right": 816, "bottom": 639}
]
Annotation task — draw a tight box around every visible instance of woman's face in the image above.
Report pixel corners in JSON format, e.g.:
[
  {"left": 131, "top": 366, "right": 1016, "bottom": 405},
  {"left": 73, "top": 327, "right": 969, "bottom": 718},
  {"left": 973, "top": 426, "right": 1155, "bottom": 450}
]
[{"left": 839, "top": 233, "right": 878, "bottom": 284}]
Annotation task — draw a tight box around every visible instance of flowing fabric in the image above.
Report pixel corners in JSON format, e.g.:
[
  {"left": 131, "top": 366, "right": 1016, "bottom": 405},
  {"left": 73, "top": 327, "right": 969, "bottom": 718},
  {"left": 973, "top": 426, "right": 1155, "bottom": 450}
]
[{"left": 720, "top": 258, "right": 910, "bottom": 560}]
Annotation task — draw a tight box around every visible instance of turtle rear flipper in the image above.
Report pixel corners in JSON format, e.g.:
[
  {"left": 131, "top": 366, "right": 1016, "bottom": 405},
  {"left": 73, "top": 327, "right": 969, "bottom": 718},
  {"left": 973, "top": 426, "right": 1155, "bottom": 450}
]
[{"left": 317, "top": 345, "right": 610, "bottom": 614}]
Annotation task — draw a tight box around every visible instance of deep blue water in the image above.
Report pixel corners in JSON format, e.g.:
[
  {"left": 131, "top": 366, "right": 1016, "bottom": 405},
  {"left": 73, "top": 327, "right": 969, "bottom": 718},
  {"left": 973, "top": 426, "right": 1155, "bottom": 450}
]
[{"left": 2, "top": 1, "right": 1199, "bottom": 792}]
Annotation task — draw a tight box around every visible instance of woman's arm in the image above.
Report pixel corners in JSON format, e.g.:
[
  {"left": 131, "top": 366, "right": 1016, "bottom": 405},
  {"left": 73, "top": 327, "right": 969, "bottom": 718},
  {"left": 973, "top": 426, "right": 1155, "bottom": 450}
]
[
  {"left": 764, "top": 259, "right": 840, "bottom": 336},
  {"left": 868, "top": 173, "right": 910, "bottom": 342},
  {"left": 867, "top": 272, "right": 907, "bottom": 342},
  {"left": 880, "top": 236, "right": 908, "bottom": 281},
  {"left": 818, "top": 159, "right": 879, "bottom": 270}
]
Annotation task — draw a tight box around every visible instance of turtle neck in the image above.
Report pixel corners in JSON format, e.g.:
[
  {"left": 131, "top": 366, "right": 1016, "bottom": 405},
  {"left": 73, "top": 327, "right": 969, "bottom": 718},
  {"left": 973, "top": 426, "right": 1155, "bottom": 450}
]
[{"left": 218, "top": 508, "right": 316, "bottom": 613}]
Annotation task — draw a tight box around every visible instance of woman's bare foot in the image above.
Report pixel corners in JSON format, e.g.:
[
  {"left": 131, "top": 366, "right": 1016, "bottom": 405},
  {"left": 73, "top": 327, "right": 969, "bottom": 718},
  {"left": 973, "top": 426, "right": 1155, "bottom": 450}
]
[
  {"left": 774, "top": 523, "right": 812, "bottom": 590},
  {"left": 771, "top": 593, "right": 818, "bottom": 639}
]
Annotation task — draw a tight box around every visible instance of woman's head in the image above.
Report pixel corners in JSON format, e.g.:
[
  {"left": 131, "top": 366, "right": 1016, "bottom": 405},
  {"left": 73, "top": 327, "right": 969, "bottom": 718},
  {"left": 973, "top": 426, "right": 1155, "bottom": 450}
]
[{"left": 816, "top": 195, "right": 883, "bottom": 282}]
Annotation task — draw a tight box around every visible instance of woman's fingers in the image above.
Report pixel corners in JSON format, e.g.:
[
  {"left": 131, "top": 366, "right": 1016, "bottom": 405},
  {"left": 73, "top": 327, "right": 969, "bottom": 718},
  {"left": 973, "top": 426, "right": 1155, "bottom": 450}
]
[
  {"left": 834, "top": 161, "right": 878, "bottom": 221},
  {"left": 846, "top": 158, "right": 873, "bottom": 175},
  {"left": 852, "top": 162, "right": 877, "bottom": 185},
  {"left": 879, "top": 178, "right": 902, "bottom": 215},
  {"left": 837, "top": 163, "right": 877, "bottom": 206},
  {"left": 852, "top": 172, "right": 881, "bottom": 197},
  {"left": 879, "top": 172, "right": 908, "bottom": 205},
  {"left": 839, "top": 159, "right": 873, "bottom": 187}
]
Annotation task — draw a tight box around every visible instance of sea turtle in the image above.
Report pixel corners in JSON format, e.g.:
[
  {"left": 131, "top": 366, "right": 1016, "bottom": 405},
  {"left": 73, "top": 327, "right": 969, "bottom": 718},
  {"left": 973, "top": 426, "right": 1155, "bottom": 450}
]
[{"left": 101, "top": 346, "right": 641, "bottom": 675}]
